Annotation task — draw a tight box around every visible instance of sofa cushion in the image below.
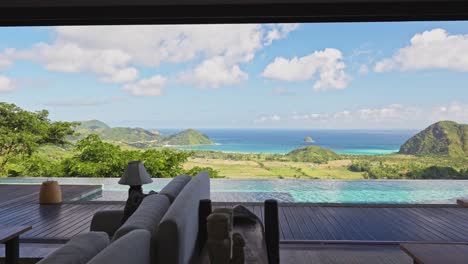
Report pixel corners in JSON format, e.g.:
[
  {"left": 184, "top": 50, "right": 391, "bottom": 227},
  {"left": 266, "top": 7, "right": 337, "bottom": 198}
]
[
  {"left": 37, "top": 232, "right": 109, "bottom": 264},
  {"left": 112, "top": 194, "right": 170, "bottom": 242},
  {"left": 88, "top": 230, "right": 151, "bottom": 264},
  {"left": 159, "top": 174, "right": 192, "bottom": 203},
  {"left": 155, "top": 171, "right": 210, "bottom": 264}
]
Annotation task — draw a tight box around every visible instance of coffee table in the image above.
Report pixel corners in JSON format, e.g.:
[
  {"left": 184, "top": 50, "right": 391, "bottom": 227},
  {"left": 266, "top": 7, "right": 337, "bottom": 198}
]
[
  {"left": 400, "top": 243, "right": 468, "bottom": 264},
  {"left": 0, "top": 225, "right": 32, "bottom": 264}
]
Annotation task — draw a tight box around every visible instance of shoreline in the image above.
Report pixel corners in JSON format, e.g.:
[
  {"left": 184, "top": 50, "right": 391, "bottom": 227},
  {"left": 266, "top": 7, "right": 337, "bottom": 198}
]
[{"left": 170, "top": 145, "right": 400, "bottom": 156}]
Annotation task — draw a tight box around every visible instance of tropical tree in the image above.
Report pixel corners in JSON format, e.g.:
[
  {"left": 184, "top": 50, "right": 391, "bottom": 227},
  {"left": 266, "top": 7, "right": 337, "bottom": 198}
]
[
  {"left": 62, "top": 134, "right": 193, "bottom": 178},
  {"left": 0, "top": 102, "right": 77, "bottom": 172},
  {"left": 62, "top": 134, "right": 132, "bottom": 177}
]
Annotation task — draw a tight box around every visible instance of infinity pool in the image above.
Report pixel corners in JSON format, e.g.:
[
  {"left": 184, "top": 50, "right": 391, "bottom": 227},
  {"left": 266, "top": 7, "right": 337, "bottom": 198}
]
[{"left": 2, "top": 177, "right": 468, "bottom": 204}]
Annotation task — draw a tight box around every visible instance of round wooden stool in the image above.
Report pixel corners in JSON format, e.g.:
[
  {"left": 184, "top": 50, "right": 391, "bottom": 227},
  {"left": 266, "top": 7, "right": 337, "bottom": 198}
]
[{"left": 39, "top": 181, "right": 62, "bottom": 204}]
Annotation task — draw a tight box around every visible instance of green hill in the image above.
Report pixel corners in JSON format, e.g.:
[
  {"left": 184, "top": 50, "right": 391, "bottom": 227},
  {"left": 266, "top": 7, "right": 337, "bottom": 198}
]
[
  {"left": 399, "top": 121, "right": 468, "bottom": 157},
  {"left": 286, "top": 146, "right": 340, "bottom": 163},
  {"left": 71, "top": 121, "right": 212, "bottom": 147},
  {"left": 163, "top": 129, "right": 213, "bottom": 145},
  {"left": 73, "top": 120, "right": 161, "bottom": 143}
]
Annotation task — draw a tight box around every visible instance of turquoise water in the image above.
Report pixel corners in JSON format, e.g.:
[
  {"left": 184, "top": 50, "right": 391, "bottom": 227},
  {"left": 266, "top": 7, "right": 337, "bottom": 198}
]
[
  {"left": 3, "top": 178, "right": 468, "bottom": 204},
  {"left": 159, "top": 129, "right": 414, "bottom": 155}
]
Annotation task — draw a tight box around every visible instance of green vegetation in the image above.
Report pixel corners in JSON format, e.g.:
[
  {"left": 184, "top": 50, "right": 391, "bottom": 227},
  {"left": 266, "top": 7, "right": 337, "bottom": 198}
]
[
  {"left": 72, "top": 120, "right": 212, "bottom": 148},
  {"left": 6, "top": 134, "right": 221, "bottom": 178},
  {"left": 62, "top": 134, "right": 191, "bottom": 178},
  {"left": 347, "top": 154, "right": 468, "bottom": 179},
  {"left": 286, "top": 146, "right": 340, "bottom": 163},
  {"left": 163, "top": 129, "right": 213, "bottom": 145},
  {"left": 73, "top": 120, "right": 161, "bottom": 143},
  {"left": 0, "top": 102, "right": 77, "bottom": 173},
  {"left": 2, "top": 102, "right": 468, "bottom": 180},
  {"left": 399, "top": 120, "right": 468, "bottom": 157},
  {"left": 191, "top": 146, "right": 340, "bottom": 164},
  {"left": 0, "top": 104, "right": 217, "bottom": 178}
]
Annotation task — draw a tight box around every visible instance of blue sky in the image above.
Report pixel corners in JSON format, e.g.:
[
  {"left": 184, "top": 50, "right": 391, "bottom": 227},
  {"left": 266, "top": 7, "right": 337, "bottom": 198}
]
[{"left": 0, "top": 22, "right": 467, "bottom": 129}]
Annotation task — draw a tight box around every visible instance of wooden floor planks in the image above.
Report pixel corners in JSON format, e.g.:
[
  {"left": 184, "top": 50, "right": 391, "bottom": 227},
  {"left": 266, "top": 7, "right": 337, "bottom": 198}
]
[
  {"left": 1, "top": 185, "right": 468, "bottom": 243},
  {"left": 280, "top": 244, "right": 413, "bottom": 264},
  {"left": 214, "top": 204, "right": 468, "bottom": 243}
]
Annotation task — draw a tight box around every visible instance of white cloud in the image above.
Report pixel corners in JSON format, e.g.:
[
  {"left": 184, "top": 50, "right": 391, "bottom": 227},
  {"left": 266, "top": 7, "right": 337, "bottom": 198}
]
[
  {"left": 15, "top": 42, "right": 139, "bottom": 83},
  {"left": 358, "top": 65, "right": 369, "bottom": 75},
  {"left": 0, "top": 48, "right": 15, "bottom": 69},
  {"left": 54, "top": 25, "right": 266, "bottom": 67},
  {"left": 259, "top": 104, "right": 422, "bottom": 126},
  {"left": 122, "top": 75, "right": 167, "bottom": 96},
  {"left": 262, "top": 48, "right": 351, "bottom": 91},
  {"left": 374, "top": 28, "right": 468, "bottom": 72},
  {"left": 179, "top": 57, "right": 248, "bottom": 88},
  {"left": 254, "top": 102, "right": 468, "bottom": 128},
  {"left": 0, "top": 76, "right": 16, "bottom": 92},
  {"left": 0, "top": 57, "right": 11, "bottom": 69},
  {"left": 431, "top": 101, "right": 468, "bottom": 122},
  {"left": 264, "top": 24, "right": 299, "bottom": 46},
  {"left": 255, "top": 114, "right": 281, "bottom": 123},
  {"left": 7, "top": 24, "right": 298, "bottom": 89}
]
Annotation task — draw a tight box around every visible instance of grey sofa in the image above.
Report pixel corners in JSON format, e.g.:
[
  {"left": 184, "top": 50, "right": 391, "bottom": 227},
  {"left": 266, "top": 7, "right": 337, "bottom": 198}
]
[
  {"left": 37, "top": 230, "right": 152, "bottom": 264},
  {"left": 37, "top": 172, "right": 210, "bottom": 264},
  {"left": 154, "top": 171, "right": 210, "bottom": 264},
  {"left": 90, "top": 174, "right": 192, "bottom": 237}
]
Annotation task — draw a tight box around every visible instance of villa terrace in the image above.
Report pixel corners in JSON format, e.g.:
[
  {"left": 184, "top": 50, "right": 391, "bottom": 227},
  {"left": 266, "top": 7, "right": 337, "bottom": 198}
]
[{"left": 1, "top": 183, "right": 468, "bottom": 263}]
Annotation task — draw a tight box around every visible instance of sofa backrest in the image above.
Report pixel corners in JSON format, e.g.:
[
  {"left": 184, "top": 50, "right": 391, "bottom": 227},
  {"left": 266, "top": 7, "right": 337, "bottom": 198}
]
[
  {"left": 88, "top": 230, "right": 151, "bottom": 264},
  {"left": 154, "top": 171, "right": 210, "bottom": 264},
  {"left": 37, "top": 232, "right": 109, "bottom": 264},
  {"left": 112, "top": 194, "right": 170, "bottom": 242},
  {"left": 159, "top": 174, "right": 192, "bottom": 203}
]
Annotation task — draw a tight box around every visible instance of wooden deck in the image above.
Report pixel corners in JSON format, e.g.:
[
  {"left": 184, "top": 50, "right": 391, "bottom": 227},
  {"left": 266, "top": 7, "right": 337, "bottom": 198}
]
[
  {"left": 1, "top": 185, "right": 468, "bottom": 243},
  {"left": 280, "top": 244, "right": 413, "bottom": 264},
  {"left": 216, "top": 203, "right": 468, "bottom": 243},
  {"left": 3, "top": 203, "right": 468, "bottom": 243},
  {"left": 0, "top": 184, "right": 101, "bottom": 204},
  {"left": 0, "top": 243, "right": 414, "bottom": 264}
]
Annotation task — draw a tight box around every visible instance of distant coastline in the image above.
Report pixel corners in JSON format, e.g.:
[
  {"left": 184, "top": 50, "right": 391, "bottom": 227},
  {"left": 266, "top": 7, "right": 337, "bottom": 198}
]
[{"left": 161, "top": 128, "right": 412, "bottom": 155}]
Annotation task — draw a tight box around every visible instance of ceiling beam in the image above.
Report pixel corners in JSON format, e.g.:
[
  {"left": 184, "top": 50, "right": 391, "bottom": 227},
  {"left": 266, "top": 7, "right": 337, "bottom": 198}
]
[{"left": 0, "top": 0, "right": 467, "bottom": 26}]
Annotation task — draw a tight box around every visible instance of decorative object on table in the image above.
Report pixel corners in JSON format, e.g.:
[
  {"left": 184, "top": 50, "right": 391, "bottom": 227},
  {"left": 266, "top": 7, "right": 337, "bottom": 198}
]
[
  {"left": 205, "top": 201, "right": 278, "bottom": 264},
  {"left": 207, "top": 205, "right": 274, "bottom": 264},
  {"left": 231, "top": 233, "right": 246, "bottom": 264},
  {"left": 207, "top": 212, "right": 233, "bottom": 264},
  {"left": 232, "top": 205, "right": 259, "bottom": 225},
  {"left": 207, "top": 207, "right": 247, "bottom": 264},
  {"left": 39, "top": 180, "right": 62, "bottom": 204},
  {"left": 119, "top": 161, "right": 154, "bottom": 223}
]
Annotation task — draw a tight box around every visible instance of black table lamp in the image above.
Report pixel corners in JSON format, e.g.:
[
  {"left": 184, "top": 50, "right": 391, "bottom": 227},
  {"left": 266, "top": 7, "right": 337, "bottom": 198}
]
[
  {"left": 119, "top": 161, "right": 153, "bottom": 195},
  {"left": 119, "top": 161, "right": 153, "bottom": 223}
]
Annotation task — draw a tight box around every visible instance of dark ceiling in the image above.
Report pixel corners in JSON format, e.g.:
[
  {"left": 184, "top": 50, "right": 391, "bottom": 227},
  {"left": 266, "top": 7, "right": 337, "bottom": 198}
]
[{"left": 0, "top": 0, "right": 467, "bottom": 26}]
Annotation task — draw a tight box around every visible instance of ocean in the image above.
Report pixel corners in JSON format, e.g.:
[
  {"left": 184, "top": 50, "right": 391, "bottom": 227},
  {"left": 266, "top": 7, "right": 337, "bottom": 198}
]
[{"left": 157, "top": 129, "right": 417, "bottom": 155}]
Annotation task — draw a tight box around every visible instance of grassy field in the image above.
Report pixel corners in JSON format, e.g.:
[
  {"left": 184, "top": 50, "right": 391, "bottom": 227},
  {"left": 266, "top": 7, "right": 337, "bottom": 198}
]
[{"left": 184, "top": 158, "right": 364, "bottom": 179}]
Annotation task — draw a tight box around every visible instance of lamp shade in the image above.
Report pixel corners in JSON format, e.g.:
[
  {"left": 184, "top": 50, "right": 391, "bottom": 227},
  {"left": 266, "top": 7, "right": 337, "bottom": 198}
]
[{"left": 119, "top": 161, "right": 153, "bottom": 186}]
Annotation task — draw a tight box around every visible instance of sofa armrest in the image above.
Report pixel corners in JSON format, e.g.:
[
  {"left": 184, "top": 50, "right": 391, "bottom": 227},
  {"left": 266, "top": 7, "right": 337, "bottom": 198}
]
[
  {"left": 90, "top": 210, "right": 124, "bottom": 237},
  {"left": 265, "top": 199, "right": 279, "bottom": 264}
]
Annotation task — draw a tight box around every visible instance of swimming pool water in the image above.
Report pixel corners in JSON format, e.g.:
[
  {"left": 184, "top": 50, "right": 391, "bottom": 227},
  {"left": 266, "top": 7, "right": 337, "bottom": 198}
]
[{"left": 2, "top": 177, "right": 468, "bottom": 204}]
